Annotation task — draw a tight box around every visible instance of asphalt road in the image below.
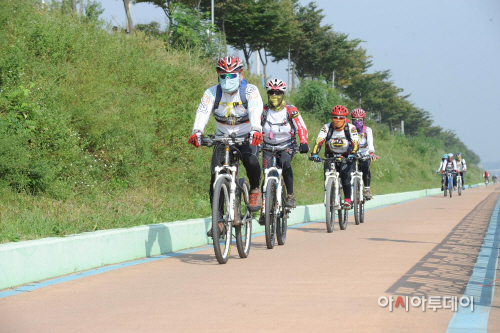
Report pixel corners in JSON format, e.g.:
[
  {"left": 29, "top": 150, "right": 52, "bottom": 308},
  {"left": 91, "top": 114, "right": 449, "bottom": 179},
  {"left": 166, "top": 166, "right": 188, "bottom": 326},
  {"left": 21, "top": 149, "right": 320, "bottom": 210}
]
[{"left": 1, "top": 185, "right": 499, "bottom": 333}]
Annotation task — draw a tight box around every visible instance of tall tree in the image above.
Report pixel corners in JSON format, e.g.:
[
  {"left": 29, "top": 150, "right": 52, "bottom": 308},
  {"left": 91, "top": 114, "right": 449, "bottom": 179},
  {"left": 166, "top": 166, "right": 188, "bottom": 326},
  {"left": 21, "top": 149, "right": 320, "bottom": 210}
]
[{"left": 123, "top": 0, "right": 134, "bottom": 32}]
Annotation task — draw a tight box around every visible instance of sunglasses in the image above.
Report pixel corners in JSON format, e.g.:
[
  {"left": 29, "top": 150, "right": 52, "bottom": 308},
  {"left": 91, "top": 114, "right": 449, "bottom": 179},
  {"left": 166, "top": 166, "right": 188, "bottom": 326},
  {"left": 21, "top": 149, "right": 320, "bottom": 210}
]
[
  {"left": 268, "top": 91, "right": 283, "bottom": 96},
  {"left": 352, "top": 118, "right": 363, "bottom": 121},
  {"left": 219, "top": 73, "right": 238, "bottom": 80},
  {"left": 332, "top": 116, "right": 345, "bottom": 120}
]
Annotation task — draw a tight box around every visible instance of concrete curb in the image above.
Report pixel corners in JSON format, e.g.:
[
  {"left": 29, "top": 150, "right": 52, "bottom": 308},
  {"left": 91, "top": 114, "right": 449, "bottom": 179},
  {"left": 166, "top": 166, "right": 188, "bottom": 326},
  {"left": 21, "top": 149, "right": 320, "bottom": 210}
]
[{"left": 0, "top": 183, "right": 486, "bottom": 290}]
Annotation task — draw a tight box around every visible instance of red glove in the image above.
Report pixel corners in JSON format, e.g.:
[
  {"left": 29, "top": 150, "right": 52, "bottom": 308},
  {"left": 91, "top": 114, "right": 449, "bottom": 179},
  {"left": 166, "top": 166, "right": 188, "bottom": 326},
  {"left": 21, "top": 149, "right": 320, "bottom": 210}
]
[
  {"left": 188, "top": 132, "right": 202, "bottom": 148},
  {"left": 250, "top": 131, "right": 263, "bottom": 146},
  {"left": 441, "top": 171, "right": 444, "bottom": 174}
]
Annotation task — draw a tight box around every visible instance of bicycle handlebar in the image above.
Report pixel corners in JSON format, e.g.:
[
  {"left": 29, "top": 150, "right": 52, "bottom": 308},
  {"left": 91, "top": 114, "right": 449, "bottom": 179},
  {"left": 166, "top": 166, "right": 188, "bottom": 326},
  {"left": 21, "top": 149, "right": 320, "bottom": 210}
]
[{"left": 201, "top": 134, "right": 248, "bottom": 147}]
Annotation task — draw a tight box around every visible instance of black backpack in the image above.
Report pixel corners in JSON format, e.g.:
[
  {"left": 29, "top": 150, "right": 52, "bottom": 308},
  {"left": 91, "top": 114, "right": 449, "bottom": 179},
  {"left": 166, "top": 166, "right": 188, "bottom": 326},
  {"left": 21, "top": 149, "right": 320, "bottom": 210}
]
[{"left": 326, "top": 122, "right": 352, "bottom": 144}]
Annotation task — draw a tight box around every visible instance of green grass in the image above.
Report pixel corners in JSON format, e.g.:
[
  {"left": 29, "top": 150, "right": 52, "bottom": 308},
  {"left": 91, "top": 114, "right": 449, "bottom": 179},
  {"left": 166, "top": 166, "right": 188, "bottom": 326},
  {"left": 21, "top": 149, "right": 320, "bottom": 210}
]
[{"left": 0, "top": 0, "right": 484, "bottom": 243}]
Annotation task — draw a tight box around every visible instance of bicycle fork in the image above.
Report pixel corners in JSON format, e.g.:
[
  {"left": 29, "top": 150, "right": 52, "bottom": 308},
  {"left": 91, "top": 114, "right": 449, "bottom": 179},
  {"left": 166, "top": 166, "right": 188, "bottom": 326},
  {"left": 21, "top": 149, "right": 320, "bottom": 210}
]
[
  {"left": 324, "top": 171, "right": 341, "bottom": 210},
  {"left": 262, "top": 166, "right": 283, "bottom": 217}
]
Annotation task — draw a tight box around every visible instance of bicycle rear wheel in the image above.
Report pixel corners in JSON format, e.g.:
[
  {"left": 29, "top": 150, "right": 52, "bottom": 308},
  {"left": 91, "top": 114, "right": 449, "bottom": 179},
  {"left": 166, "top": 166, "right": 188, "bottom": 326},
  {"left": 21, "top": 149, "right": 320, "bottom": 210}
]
[
  {"left": 339, "top": 190, "right": 348, "bottom": 230},
  {"left": 235, "top": 178, "right": 252, "bottom": 258},
  {"left": 212, "top": 177, "right": 232, "bottom": 264},
  {"left": 276, "top": 177, "right": 287, "bottom": 245},
  {"left": 265, "top": 178, "right": 277, "bottom": 249},
  {"left": 353, "top": 178, "right": 360, "bottom": 225},
  {"left": 444, "top": 184, "right": 447, "bottom": 197},
  {"left": 325, "top": 178, "right": 335, "bottom": 233},
  {"left": 458, "top": 178, "right": 462, "bottom": 196},
  {"left": 449, "top": 176, "right": 452, "bottom": 198}
]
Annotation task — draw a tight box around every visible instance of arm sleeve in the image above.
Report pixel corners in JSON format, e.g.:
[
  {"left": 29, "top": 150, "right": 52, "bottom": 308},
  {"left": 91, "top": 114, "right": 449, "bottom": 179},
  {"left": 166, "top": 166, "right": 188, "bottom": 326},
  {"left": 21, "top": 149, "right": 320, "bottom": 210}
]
[
  {"left": 437, "top": 161, "right": 443, "bottom": 172},
  {"left": 312, "top": 124, "right": 329, "bottom": 155},
  {"left": 192, "top": 87, "right": 216, "bottom": 134},
  {"left": 365, "top": 127, "right": 375, "bottom": 154},
  {"left": 463, "top": 159, "right": 467, "bottom": 171},
  {"left": 453, "top": 160, "right": 457, "bottom": 170},
  {"left": 246, "top": 85, "right": 264, "bottom": 132},
  {"left": 291, "top": 107, "right": 308, "bottom": 144}
]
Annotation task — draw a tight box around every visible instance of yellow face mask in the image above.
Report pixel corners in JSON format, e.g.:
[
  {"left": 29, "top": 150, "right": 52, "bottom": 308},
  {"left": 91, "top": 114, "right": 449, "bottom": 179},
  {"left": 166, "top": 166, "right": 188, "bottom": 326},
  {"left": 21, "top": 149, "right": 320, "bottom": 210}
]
[
  {"left": 269, "top": 95, "right": 285, "bottom": 111},
  {"left": 457, "top": 156, "right": 461, "bottom": 161},
  {"left": 333, "top": 117, "right": 346, "bottom": 130}
]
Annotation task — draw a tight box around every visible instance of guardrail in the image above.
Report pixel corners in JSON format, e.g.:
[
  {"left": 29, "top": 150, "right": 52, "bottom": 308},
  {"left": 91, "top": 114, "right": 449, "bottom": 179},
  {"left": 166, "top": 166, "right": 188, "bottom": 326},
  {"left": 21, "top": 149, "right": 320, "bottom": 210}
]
[{"left": 0, "top": 183, "right": 486, "bottom": 290}]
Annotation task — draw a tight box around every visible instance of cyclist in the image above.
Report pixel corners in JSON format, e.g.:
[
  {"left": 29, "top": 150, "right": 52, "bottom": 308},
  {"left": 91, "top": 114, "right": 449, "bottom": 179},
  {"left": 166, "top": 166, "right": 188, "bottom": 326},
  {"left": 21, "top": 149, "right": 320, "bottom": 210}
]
[
  {"left": 311, "top": 105, "right": 359, "bottom": 209},
  {"left": 484, "top": 170, "right": 490, "bottom": 184},
  {"left": 493, "top": 175, "right": 498, "bottom": 184},
  {"left": 456, "top": 152, "right": 467, "bottom": 189},
  {"left": 260, "top": 78, "right": 309, "bottom": 210},
  {"left": 442, "top": 153, "right": 458, "bottom": 190},
  {"left": 188, "top": 56, "right": 264, "bottom": 236},
  {"left": 351, "top": 108, "right": 377, "bottom": 200},
  {"left": 436, "top": 154, "right": 448, "bottom": 191}
]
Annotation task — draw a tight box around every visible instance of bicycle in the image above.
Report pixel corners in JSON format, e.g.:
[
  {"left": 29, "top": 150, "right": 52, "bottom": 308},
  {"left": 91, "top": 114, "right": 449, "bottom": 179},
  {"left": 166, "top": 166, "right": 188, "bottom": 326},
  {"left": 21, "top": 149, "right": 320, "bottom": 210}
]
[
  {"left": 350, "top": 154, "right": 374, "bottom": 225},
  {"left": 443, "top": 170, "right": 456, "bottom": 198},
  {"left": 201, "top": 134, "right": 253, "bottom": 264},
  {"left": 261, "top": 145, "right": 298, "bottom": 249},
  {"left": 309, "top": 154, "right": 351, "bottom": 233}
]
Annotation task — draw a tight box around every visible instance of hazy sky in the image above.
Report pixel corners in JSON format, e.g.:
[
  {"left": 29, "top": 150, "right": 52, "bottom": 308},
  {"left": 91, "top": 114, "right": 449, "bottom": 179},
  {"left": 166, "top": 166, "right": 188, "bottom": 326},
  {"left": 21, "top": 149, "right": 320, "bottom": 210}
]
[{"left": 99, "top": 0, "right": 500, "bottom": 166}]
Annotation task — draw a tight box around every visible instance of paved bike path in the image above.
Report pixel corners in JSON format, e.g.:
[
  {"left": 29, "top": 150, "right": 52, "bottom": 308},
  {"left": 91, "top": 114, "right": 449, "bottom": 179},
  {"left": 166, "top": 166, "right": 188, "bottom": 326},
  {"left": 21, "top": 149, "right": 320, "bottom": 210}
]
[{"left": 1, "top": 185, "right": 499, "bottom": 333}]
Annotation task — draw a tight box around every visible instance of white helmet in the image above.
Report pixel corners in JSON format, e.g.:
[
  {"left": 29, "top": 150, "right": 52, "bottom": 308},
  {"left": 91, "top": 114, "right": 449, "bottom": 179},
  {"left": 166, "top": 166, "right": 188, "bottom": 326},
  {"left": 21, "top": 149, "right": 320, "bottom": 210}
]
[{"left": 266, "top": 78, "right": 287, "bottom": 93}]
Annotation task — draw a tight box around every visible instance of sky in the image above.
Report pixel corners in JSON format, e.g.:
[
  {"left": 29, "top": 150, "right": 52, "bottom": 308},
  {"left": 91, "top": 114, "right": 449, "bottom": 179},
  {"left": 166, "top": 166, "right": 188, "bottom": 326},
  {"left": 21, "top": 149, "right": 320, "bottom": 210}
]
[{"left": 98, "top": 0, "right": 500, "bottom": 168}]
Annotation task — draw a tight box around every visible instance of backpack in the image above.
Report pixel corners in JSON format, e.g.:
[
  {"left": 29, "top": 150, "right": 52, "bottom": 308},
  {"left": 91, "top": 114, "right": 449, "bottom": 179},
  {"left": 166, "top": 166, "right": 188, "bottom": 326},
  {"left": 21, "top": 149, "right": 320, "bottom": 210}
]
[{"left": 212, "top": 78, "right": 248, "bottom": 113}]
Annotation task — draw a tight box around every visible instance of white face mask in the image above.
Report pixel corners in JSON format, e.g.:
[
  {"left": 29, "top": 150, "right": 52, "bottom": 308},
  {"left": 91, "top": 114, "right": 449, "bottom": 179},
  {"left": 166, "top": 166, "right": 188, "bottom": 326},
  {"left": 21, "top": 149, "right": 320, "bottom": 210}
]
[{"left": 220, "top": 73, "right": 240, "bottom": 93}]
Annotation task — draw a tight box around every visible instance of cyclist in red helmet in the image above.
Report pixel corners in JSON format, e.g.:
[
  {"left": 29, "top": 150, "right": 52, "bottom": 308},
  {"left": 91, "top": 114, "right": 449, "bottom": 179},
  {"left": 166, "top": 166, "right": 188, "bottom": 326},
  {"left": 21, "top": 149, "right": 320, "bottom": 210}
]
[
  {"left": 188, "top": 56, "right": 264, "bottom": 236},
  {"left": 258, "top": 78, "right": 309, "bottom": 223},
  {"left": 351, "top": 108, "right": 377, "bottom": 199},
  {"left": 311, "top": 105, "right": 359, "bottom": 209}
]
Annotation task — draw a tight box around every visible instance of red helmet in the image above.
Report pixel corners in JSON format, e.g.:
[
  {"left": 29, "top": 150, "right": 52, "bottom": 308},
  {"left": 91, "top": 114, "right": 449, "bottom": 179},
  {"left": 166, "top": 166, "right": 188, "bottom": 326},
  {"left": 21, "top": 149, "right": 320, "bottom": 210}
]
[
  {"left": 216, "top": 56, "right": 243, "bottom": 73},
  {"left": 331, "top": 105, "right": 348, "bottom": 117},
  {"left": 265, "top": 78, "right": 287, "bottom": 93},
  {"left": 351, "top": 108, "right": 366, "bottom": 118}
]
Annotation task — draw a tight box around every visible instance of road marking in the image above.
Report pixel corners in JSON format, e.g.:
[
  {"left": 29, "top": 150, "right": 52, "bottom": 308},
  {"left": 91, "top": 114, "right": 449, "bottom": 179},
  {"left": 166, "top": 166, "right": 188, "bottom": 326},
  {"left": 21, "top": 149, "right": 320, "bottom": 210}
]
[{"left": 446, "top": 194, "right": 500, "bottom": 333}]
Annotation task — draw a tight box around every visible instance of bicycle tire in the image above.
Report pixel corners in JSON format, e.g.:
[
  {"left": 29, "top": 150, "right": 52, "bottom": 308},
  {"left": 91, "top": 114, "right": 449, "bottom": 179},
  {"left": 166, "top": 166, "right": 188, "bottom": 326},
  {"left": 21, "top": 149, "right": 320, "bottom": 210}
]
[
  {"left": 449, "top": 175, "right": 452, "bottom": 198},
  {"left": 235, "top": 178, "right": 252, "bottom": 258},
  {"left": 265, "top": 178, "right": 277, "bottom": 249},
  {"left": 353, "top": 177, "right": 360, "bottom": 225},
  {"left": 444, "top": 184, "right": 447, "bottom": 197},
  {"left": 325, "top": 178, "right": 335, "bottom": 233},
  {"left": 458, "top": 177, "right": 462, "bottom": 196},
  {"left": 212, "top": 177, "right": 232, "bottom": 264},
  {"left": 339, "top": 190, "right": 348, "bottom": 230},
  {"left": 276, "top": 177, "right": 287, "bottom": 245},
  {"left": 360, "top": 200, "right": 365, "bottom": 223}
]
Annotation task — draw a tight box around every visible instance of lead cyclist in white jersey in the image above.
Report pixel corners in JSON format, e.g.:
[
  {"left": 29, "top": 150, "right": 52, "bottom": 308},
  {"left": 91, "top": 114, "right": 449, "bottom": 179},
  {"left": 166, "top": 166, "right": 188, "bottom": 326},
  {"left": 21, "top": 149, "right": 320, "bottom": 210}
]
[
  {"left": 188, "top": 56, "right": 264, "bottom": 233},
  {"left": 442, "top": 153, "right": 458, "bottom": 190}
]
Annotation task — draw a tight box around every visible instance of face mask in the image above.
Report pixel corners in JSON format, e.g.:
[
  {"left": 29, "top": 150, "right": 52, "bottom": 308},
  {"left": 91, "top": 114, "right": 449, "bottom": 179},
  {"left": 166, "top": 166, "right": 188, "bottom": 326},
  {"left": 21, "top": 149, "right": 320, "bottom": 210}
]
[
  {"left": 333, "top": 119, "right": 345, "bottom": 130},
  {"left": 269, "top": 95, "right": 285, "bottom": 110},
  {"left": 352, "top": 119, "right": 364, "bottom": 133},
  {"left": 220, "top": 74, "right": 240, "bottom": 93}
]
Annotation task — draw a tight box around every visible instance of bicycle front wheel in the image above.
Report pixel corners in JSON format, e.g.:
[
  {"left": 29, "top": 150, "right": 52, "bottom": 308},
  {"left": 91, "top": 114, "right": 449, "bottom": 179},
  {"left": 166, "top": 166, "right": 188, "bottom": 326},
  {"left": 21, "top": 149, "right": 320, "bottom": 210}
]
[
  {"left": 212, "top": 177, "right": 232, "bottom": 264},
  {"left": 449, "top": 176, "right": 452, "bottom": 198},
  {"left": 325, "top": 178, "right": 335, "bottom": 233},
  {"left": 276, "top": 177, "right": 288, "bottom": 245},
  {"left": 265, "top": 178, "right": 277, "bottom": 249},
  {"left": 458, "top": 178, "right": 462, "bottom": 196},
  {"left": 235, "top": 178, "right": 252, "bottom": 258},
  {"left": 353, "top": 178, "right": 360, "bottom": 225},
  {"left": 360, "top": 199, "right": 365, "bottom": 223}
]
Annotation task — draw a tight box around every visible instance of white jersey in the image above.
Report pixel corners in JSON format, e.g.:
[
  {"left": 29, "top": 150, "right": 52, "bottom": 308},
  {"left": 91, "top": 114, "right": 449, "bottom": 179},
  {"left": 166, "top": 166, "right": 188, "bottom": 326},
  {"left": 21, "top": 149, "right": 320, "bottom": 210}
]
[
  {"left": 262, "top": 104, "right": 308, "bottom": 149},
  {"left": 357, "top": 126, "right": 375, "bottom": 155},
  {"left": 312, "top": 123, "right": 360, "bottom": 155},
  {"left": 456, "top": 159, "right": 467, "bottom": 172},
  {"left": 436, "top": 159, "right": 446, "bottom": 172},
  {"left": 192, "top": 83, "right": 263, "bottom": 137}
]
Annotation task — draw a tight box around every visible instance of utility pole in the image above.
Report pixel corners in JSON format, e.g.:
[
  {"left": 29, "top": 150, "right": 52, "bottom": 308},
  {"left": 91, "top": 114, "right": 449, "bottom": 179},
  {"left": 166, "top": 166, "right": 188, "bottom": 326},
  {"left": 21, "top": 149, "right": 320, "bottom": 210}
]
[
  {"left": 401, "top": 120, "right": 405, "bottom": 135},
  {"left": 332, "top": 71, "right": 335, "bottom": 90},
  {"left": 288, "top": 47, "right": 291, "bottom": 87}
]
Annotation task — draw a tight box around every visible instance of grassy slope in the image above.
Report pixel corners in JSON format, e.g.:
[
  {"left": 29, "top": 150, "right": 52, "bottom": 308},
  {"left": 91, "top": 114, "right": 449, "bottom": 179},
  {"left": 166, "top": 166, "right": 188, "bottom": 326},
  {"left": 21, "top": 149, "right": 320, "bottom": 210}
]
[{"left": 0, "top": 1, "right": 483, "bottom": 243}]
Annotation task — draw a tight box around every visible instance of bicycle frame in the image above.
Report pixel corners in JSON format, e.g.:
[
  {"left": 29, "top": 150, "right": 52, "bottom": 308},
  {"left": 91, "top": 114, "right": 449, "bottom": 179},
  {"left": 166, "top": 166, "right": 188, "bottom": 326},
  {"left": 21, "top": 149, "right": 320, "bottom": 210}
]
[
  {"left": 324, "top": 156, "right": 344, "bottom": 210},
  {"left": 262, "top": 153, "right": 283, "bottom": 219},
  {"left": 350, "top": 157, "right": 365, "bottom": 203},
  {"left": 210, "top": 136, "right": 252, "bottom": 226},
  {"left": 445, "top": 170, "right": 454, "bottom": 190}
]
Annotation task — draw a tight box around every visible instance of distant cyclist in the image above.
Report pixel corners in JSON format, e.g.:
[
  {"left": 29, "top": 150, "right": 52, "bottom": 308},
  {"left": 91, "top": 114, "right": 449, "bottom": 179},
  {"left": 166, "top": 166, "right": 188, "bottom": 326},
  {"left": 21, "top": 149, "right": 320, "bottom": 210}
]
[
  {"left": 442, "top": 153, "right": 458, "bottom": 190},
  {"left": 188, "top": 56, "right": 264, "bottom": 236},
  {"left": 493, "top": 175, "right": 498, "bottom": 184},
  {"left": 260, "top": 78, "right": 309, "bottom": 210},
  {"left": 351, "top": 108, "right": 377, "bottom": 199},
  {"left": 436, "top": 153, "right": 448, "bottom": 191},
  {"left": 484, "top": 171, "right": 490, "bottom": 184},
  {"left": 311, "top": 105, "right": 359, "bottom": 209},
  {"left": 455, "top": 153, "right": 467, "bottom": 189}
]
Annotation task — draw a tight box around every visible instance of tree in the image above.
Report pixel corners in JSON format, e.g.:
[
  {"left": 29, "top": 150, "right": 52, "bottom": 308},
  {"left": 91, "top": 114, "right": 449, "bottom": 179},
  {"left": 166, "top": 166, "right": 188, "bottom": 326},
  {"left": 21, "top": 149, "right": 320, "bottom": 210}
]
[{"left": 122, "top": 0, "right": 134, "bottom": 32}]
